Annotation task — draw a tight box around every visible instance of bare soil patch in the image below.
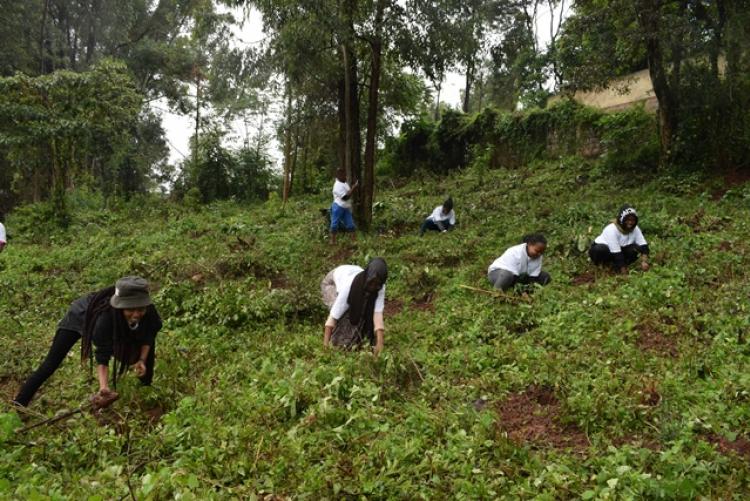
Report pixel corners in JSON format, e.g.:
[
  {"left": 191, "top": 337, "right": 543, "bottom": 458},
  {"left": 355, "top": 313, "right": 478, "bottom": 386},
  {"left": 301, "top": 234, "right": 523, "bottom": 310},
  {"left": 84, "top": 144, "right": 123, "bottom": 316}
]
[
  {"left": 704, "top": 433, "right": 750, "bottom": 459},
  {"left": 410, "top": 292, "right": 434, "bottom": 312},
  {"left": 495, "top": 385, "right": 589, "bottom": 452},
  {"left": 636, "top": 323, "right": 679, "bottom": 358},
  {"left": 571, "top": 271, "right": 596, "bottom": 286},
  {"left": 330, "top": 245, "right": 355, "bottom": 264},
  {"left": 384, "top": 298, "right": 404, "bottom": 317}
]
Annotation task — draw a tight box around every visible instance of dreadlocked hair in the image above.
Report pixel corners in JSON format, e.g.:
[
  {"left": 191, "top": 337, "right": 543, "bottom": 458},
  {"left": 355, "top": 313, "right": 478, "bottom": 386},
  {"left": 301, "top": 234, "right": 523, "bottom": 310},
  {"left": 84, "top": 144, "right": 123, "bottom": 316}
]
[{"left": 81, "top": 286, "right": 129, "bottom": 389}]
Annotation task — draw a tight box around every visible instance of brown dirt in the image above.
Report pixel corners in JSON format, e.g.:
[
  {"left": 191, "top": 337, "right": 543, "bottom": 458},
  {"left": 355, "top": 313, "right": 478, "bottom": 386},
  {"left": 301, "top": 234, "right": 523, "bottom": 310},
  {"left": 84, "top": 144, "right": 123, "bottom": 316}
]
[
  {"left": 0, "top": 375, "right": 21, "bottom": 402},
  {"left": 704, "top": 433, "right": 750, "bottom": 459},
  {"left": 330, "top": 245, "right": 354, "bottom": 263},
  {"left": 717, "top": 240, "right": 732, "bottom": 252},
  {"left": 711, "top": 168, "right": 750, "bottom": 200},
  {"left": 495, "top": 385, "right": 589, "bottom": 452},
  {"left": 383, "top": 298, "right": 404, "bottom": 317},
  {"left": 379, "top": 222, "right": 413, "bottom": 238},
  {"left": 410, "top": 292, "right": 435, "bottom": 312},
  {"left": 270, "top": 274, "right": 290, "bottom": 289},
  {"left": 636, "top": 323, "right": 679, "bottom": 358},
  {"left": 144, "top": 405, "right": 165, "bottom": 425},
  {"left": 571, "top": 271, "right": 596, "bottom": 286},
  {"left": 639, "top": 381, "right": 662, "bottom": 407}
]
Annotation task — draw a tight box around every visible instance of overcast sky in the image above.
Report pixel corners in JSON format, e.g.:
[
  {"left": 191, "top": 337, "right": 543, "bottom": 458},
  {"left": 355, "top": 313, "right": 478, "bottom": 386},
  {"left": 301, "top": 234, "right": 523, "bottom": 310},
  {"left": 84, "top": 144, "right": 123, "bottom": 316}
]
[{"left": 157, "top": 3, "right": 568, "bottom": 169}]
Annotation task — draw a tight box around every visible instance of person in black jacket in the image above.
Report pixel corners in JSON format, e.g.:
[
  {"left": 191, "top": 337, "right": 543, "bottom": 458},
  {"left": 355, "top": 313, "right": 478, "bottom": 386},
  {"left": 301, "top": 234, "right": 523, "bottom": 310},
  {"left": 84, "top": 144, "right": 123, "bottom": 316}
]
[{"left": 13, "top": 276, "right": 162, "bottom": 408}]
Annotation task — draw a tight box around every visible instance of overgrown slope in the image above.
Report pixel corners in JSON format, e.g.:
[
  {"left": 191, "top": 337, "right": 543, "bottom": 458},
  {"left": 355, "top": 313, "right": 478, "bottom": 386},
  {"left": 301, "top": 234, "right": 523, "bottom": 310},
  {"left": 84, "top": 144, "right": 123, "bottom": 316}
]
[{"left": 1, "top": 160, "right": 750, "bottom": 499}]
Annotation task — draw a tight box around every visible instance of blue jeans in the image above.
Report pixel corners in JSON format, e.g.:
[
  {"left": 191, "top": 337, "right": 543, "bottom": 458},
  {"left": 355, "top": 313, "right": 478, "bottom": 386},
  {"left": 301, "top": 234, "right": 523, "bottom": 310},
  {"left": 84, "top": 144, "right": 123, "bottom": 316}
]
[{"left": 330, "top": 203, "right": 355, "bottom": 232}]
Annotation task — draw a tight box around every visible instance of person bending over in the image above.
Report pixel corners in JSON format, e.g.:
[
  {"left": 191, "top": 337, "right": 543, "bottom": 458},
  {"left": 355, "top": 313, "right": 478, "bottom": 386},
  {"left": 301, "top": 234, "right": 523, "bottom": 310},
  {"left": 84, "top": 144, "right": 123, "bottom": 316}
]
[
  {"left": 488, "top": 234, "right": 551, "bottom": 291},
  {"left": 589, "top": 204, "right": 650, "bottom": 274},
  {"left": 14, "top": 276, "right": 162, "bottom": 408},
  {"left": 320, "top": 258, "right": 388, "bottom": 356},
  {"left": 419, "top": 197, "right": 456, "bottom": 236}
]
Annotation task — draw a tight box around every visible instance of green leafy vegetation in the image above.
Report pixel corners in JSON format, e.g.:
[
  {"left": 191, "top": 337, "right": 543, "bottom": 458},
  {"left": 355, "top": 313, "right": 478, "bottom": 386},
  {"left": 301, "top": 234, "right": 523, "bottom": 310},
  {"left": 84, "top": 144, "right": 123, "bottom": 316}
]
[{"left": 2, "top": 156, "right": 750, "bottom": 498}]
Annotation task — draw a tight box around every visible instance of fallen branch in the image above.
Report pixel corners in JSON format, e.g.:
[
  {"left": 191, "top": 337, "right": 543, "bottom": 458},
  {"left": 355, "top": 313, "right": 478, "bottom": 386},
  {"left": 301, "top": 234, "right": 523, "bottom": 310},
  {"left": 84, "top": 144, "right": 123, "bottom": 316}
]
[{"left": 17, "top": 406, "right": 85, "bottom": 434}]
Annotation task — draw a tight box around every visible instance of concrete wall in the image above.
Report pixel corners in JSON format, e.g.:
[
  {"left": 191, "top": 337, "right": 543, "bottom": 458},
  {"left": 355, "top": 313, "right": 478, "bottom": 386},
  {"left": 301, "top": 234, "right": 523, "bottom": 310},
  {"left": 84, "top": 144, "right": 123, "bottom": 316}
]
[{"left": 551, "top": 68, "right": 658, "bottom": 112}]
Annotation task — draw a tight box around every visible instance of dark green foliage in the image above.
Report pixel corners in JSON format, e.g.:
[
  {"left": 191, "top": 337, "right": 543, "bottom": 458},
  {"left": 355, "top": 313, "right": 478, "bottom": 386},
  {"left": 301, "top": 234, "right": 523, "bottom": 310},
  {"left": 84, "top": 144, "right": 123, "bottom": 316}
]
[
  {"left": 381, "top": 100, "right": 657, "bottom": 177},
  {"left": 176, "top": 130, "right": 279, "bottom": 204}
]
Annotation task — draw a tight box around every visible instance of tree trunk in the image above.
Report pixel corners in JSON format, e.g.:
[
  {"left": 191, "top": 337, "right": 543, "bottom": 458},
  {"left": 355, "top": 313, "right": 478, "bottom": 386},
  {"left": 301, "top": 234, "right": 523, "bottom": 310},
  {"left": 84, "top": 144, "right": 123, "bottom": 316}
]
[
  {"left": 340, "top": 0, "right": 363, "bottom": 223},
  {"left": 85, "top": 0, "right": 100, "bottom": 65},
  {"left": 337, "top": 78, "right": 347, "bottom": 175},
  {"left": 463, "top": 57, "right": 474, "bottom": 113},
  {"left": 434, "top": 82, "right": 442, "bottom": 121},
  {"left": 282, "top": 82, "right": 293, "bottom": 205},
  {"left": 39, "top": 0, "right": 50, "bottom": 74},
  {"left": 193, "top": 66, "right": 201, "bottom": 168},
  {"left": 638, "top": 0, "right": 679, "bottom": 164},
  {"left": 362, "top": 0, "right": 385, "bottom": 231}
]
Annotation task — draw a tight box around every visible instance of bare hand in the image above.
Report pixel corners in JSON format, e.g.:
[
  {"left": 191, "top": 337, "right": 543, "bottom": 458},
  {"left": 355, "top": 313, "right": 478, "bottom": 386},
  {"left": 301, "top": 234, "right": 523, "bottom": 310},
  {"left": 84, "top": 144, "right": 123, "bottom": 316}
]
[
  {"left": 132, "top": 360, "right": 147, "bottom": 377},
  {"left": 90, "top": 389, "right": 119, "bottom": 410},
  {"left": 641, "top": 261, "right": 650, "bottom": 272}
]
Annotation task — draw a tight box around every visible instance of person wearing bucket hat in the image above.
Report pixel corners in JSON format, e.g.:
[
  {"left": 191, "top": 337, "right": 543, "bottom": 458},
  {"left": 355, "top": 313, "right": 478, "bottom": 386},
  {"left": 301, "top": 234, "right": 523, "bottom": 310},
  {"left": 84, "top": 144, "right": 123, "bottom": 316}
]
[
  {"left": 419, "top": 197, "right": 456, "bottom": 236},
  {"left": 589, "top": 204, "right": 650, "bottom": 274},
  {"left": 13, "top": 276, "right": 162, "bottom": 408}
]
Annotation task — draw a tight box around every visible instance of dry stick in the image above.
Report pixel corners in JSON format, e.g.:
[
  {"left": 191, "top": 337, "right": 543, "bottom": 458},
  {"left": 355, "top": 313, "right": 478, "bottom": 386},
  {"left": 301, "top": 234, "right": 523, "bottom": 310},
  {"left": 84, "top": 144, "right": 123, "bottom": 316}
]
[
  {"left": 406, "top": 352, "right": 425, "bottom": 382},
  {"left": 457, "top": 284, "right": 530, "bottom": 303},
  {"left": 17, "top": 405, "right": 88, "bottom": 434}
]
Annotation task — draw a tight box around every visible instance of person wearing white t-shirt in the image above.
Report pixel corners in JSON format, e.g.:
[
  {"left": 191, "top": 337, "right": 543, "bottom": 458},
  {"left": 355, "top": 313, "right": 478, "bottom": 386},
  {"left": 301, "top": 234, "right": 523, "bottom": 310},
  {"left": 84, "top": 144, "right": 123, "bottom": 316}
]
[
  {"left": 487, "top": 234, "right": 551, "bottom": 291},
  {"left": 589, "top": 204, "right": 650, "bottom": 274},
  {"left": 419, "top": 197, "right": 456, "bottom": 236},
  {"left": 0, "top": 221, "right": 6, "bottom": 253},
  {"left": 330, "top": 168, "right": 358, "bottom": 244},
  {"left": 320, "top": 258, "right": 387, "bottom": 356}
]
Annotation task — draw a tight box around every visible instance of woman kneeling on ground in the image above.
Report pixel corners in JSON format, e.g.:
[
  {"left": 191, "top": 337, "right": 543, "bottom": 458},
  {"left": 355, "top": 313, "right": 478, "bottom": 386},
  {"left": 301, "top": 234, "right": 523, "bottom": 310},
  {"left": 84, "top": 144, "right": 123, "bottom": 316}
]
[
  {"left": 321, "top": 258, "right": 388, "bottom": 356},
  {"left": 488, "top": 234, "right": 551, "bottom": 291},
  {"left": 589, "top": 204, "right": 650, "bottom": 274},
  {"left": 14, "top": 276, "right": 162, "bottom": 409},
  {"left": 419, "top": 197, "right": 456, "bottom": 236}
]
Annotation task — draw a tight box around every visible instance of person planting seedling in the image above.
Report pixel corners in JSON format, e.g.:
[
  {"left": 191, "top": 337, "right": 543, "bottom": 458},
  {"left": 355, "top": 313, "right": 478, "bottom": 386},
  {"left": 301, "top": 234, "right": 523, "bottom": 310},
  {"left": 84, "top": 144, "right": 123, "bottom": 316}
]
[
  {"left": 14, "top": 276, "right": 162, "bottom": 409},
  {"left": 320, "top": 258, "right": 388, "bottom": 356},
  {"left": 589, "top": 204, "right": 650, "bottom": 274},
  {"left": 419, "top": 196, "right": 456, "bottom": 236},
  {"left": 487, "top": 233, "right": 551, "bottom": 291}
]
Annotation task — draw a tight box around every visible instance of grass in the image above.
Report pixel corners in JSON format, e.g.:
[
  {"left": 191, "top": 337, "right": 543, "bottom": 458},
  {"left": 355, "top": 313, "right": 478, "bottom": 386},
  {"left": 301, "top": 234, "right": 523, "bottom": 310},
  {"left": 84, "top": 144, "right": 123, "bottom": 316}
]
[{"left": 1, "top": 158, "right": 750, "bottom": 499}]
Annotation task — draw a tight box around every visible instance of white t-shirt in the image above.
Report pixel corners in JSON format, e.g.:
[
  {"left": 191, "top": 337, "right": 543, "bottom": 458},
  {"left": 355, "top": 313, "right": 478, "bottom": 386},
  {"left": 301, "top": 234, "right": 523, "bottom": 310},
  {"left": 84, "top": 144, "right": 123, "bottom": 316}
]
[
  {"left": 326, "top": 265, "right": 385, "bottom": 329},
  {"left": 594, "top": 223, "right": 647, "bottom": 253},
  {"left": 488, "top": 243, "right": 542, "bottom": 277},
  {"left": 0, "top": 222, "right": 5, "bottom": 244},
  {"left": 427, "top": 206, "right": 456, "bottom": 225},
  {"left": 332, "top": 180, "right": 352, "bottom": 210}
]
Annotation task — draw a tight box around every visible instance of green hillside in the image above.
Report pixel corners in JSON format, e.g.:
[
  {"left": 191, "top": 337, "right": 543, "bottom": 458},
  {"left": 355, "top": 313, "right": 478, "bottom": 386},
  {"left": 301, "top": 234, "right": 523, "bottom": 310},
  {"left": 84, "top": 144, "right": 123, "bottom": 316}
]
[{"left": 2, "top": 161, "right": 750, "bottom": 499}]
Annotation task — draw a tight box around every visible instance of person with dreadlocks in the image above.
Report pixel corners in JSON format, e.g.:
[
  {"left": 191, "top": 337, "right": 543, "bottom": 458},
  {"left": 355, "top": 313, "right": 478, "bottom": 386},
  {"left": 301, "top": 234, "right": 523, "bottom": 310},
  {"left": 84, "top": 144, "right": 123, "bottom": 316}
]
[
  {"left": 487, "top": 233, "right": 551, "bottom": 291},
  {"left": 419, "top": 197, "right": 456, "bottom": 236},
  {"left": 589, "top": 204, "right": 650, "bottom": 274},
  {"left": 13, "top": 276, "right": 162, "bottom": 408},
  {"left": 320, "top": 258, "right": 388, "bottom": 356}
]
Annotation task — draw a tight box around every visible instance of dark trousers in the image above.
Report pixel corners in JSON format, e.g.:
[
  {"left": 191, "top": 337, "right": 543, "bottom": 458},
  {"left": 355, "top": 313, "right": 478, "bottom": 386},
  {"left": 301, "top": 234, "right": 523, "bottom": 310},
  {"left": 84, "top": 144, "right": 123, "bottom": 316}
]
[
  {"left": 589, "top": 243, "right": 639, "bottom": 268},
  {"left": 14, "top": 328, "right": 155, "bottom": 407},
  {"left": 488, "top": 269, "right": 552, "bottom": 291},
  {"left": 419, "top": 219, "right": 454, "bottom": 235}
]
